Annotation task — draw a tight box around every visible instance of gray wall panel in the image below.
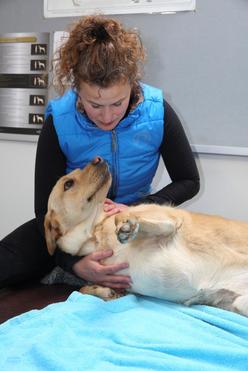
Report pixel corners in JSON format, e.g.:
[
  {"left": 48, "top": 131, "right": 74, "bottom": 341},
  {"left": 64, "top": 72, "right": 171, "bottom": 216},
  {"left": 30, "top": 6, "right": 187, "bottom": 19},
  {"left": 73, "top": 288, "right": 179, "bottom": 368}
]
[{"left": 0, "top": 0, "right": 247, "bottom": 153}]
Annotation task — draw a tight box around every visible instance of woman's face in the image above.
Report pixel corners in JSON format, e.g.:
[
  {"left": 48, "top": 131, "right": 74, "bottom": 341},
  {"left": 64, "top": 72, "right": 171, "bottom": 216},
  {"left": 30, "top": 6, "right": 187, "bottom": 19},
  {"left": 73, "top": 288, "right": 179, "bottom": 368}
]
[{"left": 78, "top": 80, "right": 132, "bottom": 131}]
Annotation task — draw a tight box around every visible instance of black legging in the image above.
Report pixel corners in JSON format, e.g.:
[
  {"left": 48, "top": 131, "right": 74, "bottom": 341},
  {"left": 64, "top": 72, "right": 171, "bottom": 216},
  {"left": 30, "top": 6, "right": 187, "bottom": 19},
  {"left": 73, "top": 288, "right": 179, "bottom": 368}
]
[{"left": 0, "top": 219, "right": 55, "bottom": 288}]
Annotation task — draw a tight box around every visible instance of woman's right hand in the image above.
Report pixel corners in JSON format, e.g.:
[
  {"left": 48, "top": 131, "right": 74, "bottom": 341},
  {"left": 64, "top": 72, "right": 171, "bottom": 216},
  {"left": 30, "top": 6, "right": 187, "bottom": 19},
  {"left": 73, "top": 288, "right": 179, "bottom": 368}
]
[{"left": 72, "top": 249, "right": 132, "bottom": 289}]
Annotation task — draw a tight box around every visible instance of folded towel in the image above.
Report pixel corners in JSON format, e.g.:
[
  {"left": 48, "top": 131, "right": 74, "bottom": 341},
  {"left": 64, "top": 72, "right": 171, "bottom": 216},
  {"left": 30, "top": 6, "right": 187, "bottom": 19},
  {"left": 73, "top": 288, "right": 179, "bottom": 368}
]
[{"left": 0, "top": 292, "right": 247, "bottom": 370}]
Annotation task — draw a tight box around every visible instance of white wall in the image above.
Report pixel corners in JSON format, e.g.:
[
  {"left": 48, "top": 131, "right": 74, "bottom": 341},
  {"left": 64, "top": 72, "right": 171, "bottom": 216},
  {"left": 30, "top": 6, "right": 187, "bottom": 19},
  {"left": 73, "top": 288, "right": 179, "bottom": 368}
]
[
  {"left": 0, "top": 140, "right": 247, "bottom": 240},
  {"left": 153, "top": 154, "right": 248, "bottom": 222},
  {"left": 0, "top": 139, "right": 36, "bottom": 239}
]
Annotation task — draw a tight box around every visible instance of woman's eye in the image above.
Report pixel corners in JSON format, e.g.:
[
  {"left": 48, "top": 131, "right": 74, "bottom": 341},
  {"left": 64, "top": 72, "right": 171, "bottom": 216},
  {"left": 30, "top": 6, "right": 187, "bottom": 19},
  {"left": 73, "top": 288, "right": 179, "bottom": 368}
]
[
  {"left": 64, "top": 179, "right": 74, "bottom": 191},
  {"left": 91, "top": 104, "right": 100, "bottom": 109},
  {"left": 113, "top": 102, "right": 122, "bottom": 107}
]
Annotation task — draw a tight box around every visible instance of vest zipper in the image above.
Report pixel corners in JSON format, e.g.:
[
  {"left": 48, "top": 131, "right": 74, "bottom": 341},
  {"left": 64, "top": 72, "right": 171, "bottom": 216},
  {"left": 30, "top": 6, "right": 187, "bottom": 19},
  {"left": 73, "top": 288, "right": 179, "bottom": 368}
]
[{"left": 109, "top": 129, "right": 117, "bottom": 199}]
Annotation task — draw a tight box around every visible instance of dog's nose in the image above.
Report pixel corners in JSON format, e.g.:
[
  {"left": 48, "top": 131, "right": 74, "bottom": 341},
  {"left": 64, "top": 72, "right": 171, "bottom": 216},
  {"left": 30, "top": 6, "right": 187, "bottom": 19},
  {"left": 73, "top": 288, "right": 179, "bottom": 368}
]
[{"left": 92, "top": 156, "right": 103, "bottom": 165}]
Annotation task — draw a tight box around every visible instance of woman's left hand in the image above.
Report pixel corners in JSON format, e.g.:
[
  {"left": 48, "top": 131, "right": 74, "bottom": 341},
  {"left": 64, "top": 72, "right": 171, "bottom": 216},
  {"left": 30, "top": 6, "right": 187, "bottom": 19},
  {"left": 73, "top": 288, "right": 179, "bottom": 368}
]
[{"left": 104, "top": 198, "right": 128, "bottom": 216}]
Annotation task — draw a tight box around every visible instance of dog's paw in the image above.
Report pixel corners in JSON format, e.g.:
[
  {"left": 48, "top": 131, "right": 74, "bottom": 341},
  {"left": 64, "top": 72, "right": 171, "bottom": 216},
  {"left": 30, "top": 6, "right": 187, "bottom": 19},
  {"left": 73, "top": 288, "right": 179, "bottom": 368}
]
[
  {"left": 79, "top": 285, "right": 124, "bottom": 301},
  {"left": 115, "top": 215, "right": 139, "bottom": 244}
]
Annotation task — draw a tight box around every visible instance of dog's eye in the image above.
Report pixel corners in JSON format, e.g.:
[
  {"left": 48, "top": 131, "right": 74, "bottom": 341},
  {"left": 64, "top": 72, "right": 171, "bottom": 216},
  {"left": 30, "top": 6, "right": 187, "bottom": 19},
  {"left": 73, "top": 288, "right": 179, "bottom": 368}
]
[{"left": 64, "top": 179, "right": 74, "bottom": 191}]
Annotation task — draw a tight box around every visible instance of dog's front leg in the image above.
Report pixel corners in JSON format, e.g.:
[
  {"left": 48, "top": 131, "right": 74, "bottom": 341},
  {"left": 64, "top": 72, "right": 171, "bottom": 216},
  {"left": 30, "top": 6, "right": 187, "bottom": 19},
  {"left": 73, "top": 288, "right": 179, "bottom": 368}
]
[
  {"left": 79, "top": 285, "right": 125, "bottom": 301},
  {"left": 115, "top": 212, "right": 177, "bottom": 244}
]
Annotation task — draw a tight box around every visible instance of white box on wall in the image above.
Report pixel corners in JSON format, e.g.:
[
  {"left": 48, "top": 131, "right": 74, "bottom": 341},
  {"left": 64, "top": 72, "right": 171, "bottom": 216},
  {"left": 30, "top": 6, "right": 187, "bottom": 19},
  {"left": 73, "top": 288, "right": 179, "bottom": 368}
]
[{"left": 44, "top": 0, "right": 196, "bottom": 18}]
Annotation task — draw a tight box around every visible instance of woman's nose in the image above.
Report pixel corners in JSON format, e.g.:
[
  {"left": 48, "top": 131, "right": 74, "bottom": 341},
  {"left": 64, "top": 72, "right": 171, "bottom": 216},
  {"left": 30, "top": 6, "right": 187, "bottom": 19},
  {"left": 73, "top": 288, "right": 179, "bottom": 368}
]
[{"left": 101, "top": 107, "right": 112, "bottom": 123}]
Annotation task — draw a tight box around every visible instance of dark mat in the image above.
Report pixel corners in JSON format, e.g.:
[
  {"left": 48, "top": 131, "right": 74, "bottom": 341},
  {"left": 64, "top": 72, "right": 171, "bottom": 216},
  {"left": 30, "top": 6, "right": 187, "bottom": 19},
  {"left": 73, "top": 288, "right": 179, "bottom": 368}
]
[{"left": 0, "top": 282, "right": 78, "bottom": 324}]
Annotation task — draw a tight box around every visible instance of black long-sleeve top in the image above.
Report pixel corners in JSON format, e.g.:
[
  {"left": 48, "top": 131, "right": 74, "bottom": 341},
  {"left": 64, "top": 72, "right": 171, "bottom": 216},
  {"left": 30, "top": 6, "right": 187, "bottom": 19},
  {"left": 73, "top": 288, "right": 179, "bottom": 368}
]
[{"left": 35, "top": 101, "right": 200, "bottom": 272}]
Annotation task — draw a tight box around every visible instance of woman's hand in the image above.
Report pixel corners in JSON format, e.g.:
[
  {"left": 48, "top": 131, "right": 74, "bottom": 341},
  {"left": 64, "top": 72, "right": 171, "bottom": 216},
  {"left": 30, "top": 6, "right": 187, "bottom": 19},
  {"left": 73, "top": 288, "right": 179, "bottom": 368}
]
[
  {"left": 72, "top": 249, "right": 132, "bottom": 289},
  {"left": 73, "top": 200, "right": 130, "bottom": 288},
  {"left": 104, "top": 198, "right": 128, "bottom": 216}
]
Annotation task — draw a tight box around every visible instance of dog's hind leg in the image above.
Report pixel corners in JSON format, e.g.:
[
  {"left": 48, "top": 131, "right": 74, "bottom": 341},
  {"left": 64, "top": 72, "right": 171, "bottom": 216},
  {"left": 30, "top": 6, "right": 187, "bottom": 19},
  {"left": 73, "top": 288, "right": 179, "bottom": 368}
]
[
  {"left": 232, "top": 295, "right": 248, "bottom": 317},
  {"left": 184, "top": 288, "right": 242, "bottom": 315}
]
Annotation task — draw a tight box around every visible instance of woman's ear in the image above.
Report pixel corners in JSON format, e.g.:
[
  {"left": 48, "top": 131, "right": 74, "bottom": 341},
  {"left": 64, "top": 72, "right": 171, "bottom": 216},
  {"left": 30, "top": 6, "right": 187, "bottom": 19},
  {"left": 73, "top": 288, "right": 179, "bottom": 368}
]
[{"left": 44, "top": 210, "right": 62, "bottom": 256}]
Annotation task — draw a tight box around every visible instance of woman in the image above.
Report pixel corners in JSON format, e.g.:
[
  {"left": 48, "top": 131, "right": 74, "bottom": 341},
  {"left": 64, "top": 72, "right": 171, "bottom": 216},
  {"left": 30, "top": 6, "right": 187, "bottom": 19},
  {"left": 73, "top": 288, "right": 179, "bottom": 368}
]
[{"left": 0, "top": 15, "right": 200, "bottom": 289}]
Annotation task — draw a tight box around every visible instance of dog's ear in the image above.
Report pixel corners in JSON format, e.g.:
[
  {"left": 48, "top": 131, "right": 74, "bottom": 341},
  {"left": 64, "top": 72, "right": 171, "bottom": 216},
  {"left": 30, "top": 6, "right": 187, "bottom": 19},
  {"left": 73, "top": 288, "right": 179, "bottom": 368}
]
[{"left": 44, "top": 210, "right": 62, "bottom": 256}]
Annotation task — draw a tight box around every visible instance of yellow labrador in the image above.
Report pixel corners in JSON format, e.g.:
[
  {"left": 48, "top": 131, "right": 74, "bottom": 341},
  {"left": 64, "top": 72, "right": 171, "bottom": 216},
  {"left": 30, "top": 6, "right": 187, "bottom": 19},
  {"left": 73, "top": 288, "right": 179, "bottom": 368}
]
[{"left": 45, "top": 157, "right": 248, "bottom": 316}]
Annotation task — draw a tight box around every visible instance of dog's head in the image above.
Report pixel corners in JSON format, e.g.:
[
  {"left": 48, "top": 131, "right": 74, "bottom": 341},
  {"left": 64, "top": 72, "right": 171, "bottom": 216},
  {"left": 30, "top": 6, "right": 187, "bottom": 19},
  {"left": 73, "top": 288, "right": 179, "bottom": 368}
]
[{"left": 44, "top": 157, "right": 112, "bottom": 255}]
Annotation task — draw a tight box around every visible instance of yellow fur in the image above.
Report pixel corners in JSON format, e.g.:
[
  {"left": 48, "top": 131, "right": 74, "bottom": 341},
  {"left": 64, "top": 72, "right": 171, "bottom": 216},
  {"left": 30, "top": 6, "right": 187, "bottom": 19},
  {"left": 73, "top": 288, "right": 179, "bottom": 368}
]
[{"left": 45, "top": 159, "right": 248, "bottom": 316}]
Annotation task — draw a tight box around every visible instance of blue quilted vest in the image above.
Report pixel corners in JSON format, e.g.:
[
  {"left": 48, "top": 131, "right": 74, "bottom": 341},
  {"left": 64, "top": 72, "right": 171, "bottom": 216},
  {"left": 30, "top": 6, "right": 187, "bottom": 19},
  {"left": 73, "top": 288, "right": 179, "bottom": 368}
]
[{"left": 45, "top": 83, "right": 164, "bottom": 204}]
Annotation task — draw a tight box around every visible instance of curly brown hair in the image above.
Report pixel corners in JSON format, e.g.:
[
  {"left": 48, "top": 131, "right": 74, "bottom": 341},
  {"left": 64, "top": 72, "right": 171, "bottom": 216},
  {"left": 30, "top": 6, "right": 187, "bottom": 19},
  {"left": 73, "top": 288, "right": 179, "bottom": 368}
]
[{"left": 52, "top": 15, "right": 146, "bottom": 104}]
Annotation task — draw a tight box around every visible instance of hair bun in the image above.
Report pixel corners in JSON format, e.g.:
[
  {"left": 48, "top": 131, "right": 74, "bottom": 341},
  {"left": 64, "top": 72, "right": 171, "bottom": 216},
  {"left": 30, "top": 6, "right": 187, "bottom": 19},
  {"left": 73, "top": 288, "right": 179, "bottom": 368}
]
[{"left": 91, "top": 24, "right": 110, "bottom": 42}]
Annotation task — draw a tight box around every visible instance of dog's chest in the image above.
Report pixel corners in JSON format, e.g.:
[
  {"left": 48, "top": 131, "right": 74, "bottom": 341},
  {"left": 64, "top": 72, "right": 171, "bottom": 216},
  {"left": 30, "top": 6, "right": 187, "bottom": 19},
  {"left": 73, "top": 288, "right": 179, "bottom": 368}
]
[
  {"left": 105, "top": 240, "right": 198, "bottom": 302},
  {"left": 96, "top": 217, "right": 248, "bottom": 303},
  {"left": 94, "top": 218, "right": 118, "bottom": 251}
]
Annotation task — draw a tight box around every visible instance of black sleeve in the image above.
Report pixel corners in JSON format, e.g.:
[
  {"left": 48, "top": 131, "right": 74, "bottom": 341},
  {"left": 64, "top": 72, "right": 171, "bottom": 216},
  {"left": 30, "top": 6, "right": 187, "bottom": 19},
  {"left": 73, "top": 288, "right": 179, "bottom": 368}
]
[
  {"left": 34, "top": 115, "right": 82, "bottom": 272},
  {"left": 140, "top": 101, "right": 200, "bottom": 206}
]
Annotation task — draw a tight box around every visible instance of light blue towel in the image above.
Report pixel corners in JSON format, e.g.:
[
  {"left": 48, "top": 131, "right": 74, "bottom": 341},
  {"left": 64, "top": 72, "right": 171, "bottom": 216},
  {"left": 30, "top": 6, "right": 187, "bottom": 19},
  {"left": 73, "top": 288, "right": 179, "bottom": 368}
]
[{"left": 0, "top": 292, "right": 248, "bottom": 370}]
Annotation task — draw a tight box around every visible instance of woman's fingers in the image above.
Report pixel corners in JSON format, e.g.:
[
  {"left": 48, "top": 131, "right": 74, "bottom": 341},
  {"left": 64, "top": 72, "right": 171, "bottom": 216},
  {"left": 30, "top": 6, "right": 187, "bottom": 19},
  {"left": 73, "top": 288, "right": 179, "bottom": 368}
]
[
  {"left": 101, "top": 272, "right": 132, "bottom": 289},
  {"left": 105, "top": 207, "right": 121, "bottom": 216},
  {"left": 104, "top": 198, "right": 114, "bottom": 204},
  {"left": 100, "top": 262, "right": 129, "bottom": 275},
  {"left": 103, "top": 199, "right": 128, "bottom": 215},
  {"left": 73, "top": 249, "right": 132, "bottom": 289},
  {"left": 90, "top": 249, "right": 114, "bottom": 261}
]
